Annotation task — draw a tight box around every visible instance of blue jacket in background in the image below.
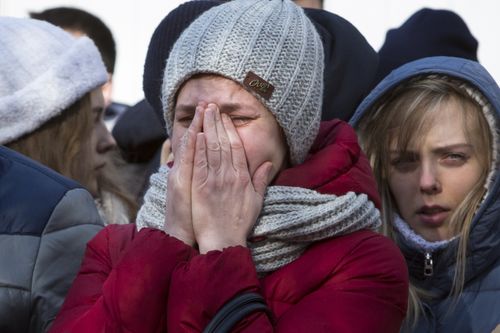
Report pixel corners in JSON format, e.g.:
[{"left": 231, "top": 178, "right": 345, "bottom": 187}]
[{"left": 0, "top": 146, "right": 104, "bottom": 332}]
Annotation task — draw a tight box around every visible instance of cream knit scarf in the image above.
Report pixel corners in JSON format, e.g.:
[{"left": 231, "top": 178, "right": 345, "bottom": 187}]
[{"left": 136, "top": 166, "right": 381, "bottom": 273}]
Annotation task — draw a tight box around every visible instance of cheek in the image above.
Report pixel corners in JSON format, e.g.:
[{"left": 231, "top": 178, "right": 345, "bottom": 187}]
[
  {"left": 450, "top": 164, "right": 483, "bottom": 203},
  {"left": 237, "top": 131, "right": 258, "bottom": 172},
  {"left": 238, "top": 125, "right": 287, "bottom": 177},
  {"left": 388, "top": 173, "right": 413, "bottom": 213}
]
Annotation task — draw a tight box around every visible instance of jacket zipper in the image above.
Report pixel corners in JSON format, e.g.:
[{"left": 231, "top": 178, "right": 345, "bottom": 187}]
[{"left": 424, "top": 251, "right": 433, "bottom": 277}]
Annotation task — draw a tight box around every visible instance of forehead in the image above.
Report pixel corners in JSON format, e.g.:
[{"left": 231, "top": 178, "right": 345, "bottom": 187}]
[
  {"left": 422, "top": 102, "right": 468, "bottom": 142},
  {"left": 390, "top": 97, "right": 470, "bottom": 148}
]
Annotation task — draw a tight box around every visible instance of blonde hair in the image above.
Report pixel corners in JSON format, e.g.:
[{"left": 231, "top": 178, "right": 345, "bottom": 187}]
[
  {"left": 357, "top": 75, "right": 493, "bottom": 326},
  {"left": 7, "top": 93, "right": 94, "bottom": 189}
]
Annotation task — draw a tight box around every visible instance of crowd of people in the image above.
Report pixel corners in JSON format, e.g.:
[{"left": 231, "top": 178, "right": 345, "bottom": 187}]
[{"left": 0, "top": 0, "right": 498, "bottom": 332}]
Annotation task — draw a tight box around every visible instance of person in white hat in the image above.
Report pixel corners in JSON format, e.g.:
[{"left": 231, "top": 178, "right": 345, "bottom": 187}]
[
  {"left": 0, "top": 17, "right": 110, "bottom": 332},
  {"left": 51, "top": 1, "right": 409, "bottom": 332},
  {"left": 0, "top": 16, "right": 136, "bottom": 225}
]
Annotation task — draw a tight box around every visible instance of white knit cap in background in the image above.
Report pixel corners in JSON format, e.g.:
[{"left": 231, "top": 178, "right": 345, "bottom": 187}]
[
  {"left": 0, "top": 17, "right": 108, "bottom": 145},
  {"left": 162, "top": 0, "right": 324, "bottom": 165}
]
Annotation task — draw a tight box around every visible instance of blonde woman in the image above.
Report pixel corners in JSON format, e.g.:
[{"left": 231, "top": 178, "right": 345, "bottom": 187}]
[{"left": 351, "top": 56, "right": 500, "bottom": 333}]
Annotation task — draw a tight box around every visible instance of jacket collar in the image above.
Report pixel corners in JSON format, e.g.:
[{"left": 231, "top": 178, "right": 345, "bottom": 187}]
[{"left": 273, "top": 119, "right": 381, "bottom": 209}]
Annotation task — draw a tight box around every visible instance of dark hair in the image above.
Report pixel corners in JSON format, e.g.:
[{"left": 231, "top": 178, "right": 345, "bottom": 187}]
[{"left": 30, "top": 7, "right": 116, "bottom": 74}]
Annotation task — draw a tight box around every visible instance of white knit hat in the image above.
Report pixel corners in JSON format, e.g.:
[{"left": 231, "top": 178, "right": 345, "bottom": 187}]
[
  {"left": 0, "top": 17, "right": 108, "bottom": 144},
  {"left": 162, "top": 0, "right": 324, "bottom": 165}
]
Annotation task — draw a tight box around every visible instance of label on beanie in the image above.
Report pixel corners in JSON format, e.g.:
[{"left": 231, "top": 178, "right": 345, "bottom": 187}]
[{"left": 244, "top": 71, "right": 274, "bottom": 101}]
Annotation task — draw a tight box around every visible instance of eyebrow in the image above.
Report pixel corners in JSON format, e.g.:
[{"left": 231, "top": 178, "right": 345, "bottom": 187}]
[
  {"left": 390, "top": 143, "right": 473, "bottom": 155},
  {"left": 432, "top": 143, "right": 473, "bottom": 154},
  {"left": 175, "top": 103, "right": 242, "bottom": 115}
]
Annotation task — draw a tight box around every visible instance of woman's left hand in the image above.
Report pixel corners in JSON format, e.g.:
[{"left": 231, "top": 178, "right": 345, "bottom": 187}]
[{"left": 191, "top": 103, "right": 272, "bottom": 253}]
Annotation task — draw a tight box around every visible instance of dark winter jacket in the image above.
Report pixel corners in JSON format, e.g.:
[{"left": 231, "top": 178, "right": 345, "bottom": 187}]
[
  {"left": 0, "top": 146, "right": 104, "bottom": 332},
  {"left": 350, "top": 56, "right": 500, "bottom": 333}
]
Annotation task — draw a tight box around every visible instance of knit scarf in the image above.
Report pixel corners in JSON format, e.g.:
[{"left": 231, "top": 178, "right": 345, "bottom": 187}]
[{"left": 136, "top": 165, "right": 381, "bottom": 273}]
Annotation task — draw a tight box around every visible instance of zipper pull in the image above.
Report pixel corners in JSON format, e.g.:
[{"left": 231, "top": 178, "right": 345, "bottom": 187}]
[{"left": 424, "top": 252, "right": 433, "bottom": 277}]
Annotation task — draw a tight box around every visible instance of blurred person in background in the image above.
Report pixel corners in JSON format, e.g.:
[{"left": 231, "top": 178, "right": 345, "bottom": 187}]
[
  {"left": 30, "top": 6, "right": 128, "bottom": 129},
  {"left": 0, "top": 17, "right": 105, "bottom": 333},
  {"left": 30, "top": 6, "right": 138, "bottom": 223},
  {"left": 0, "top": 16, "right": 135, "bottom": 225},
  {"left": 374, "top": 8, "right": 478, "bottom": 84}
]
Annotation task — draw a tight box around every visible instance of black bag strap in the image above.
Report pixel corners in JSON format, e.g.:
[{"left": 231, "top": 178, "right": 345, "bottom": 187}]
[{"left": 203, "top": 292, "right": 274, "bottom": 333}]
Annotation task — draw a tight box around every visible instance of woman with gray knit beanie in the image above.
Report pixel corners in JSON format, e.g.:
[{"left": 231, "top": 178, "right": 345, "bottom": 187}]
[{"left": 51, "top": 1, "right": 408, "bottom": 332}]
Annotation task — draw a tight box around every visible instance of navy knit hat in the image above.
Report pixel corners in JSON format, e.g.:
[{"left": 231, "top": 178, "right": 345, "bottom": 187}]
[
  {"left": 143, "top": 0, "right": 225, "bottom": 127},
  {"left": 375, "top": 8, "right": 478, "bottom": 83}
]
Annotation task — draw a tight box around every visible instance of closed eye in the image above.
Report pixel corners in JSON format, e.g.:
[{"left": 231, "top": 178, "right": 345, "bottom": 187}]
[
  {"left": 174, "top": 114, "right": 194, "bottom": 127},
  {"left": 230, "top": 116, "right": 253, "bottom": 126}
]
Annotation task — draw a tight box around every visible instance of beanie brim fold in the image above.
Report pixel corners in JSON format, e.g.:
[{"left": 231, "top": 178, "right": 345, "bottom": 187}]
[{"left": 0, "top": 36, "right": 107, "bottom": 145}]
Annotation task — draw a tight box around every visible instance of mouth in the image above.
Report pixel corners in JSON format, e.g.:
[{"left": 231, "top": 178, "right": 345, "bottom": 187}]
[{"left": 416, "top": 205, "right": 450, "bottom": 226}]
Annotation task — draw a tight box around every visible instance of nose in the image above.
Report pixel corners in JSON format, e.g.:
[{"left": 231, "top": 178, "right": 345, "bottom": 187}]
[
  {"left": 97, "top": 124, "right": 117, "bottom": 153},
  {"left": 419, "top": 162, "right": 441, "bottom": 194}
]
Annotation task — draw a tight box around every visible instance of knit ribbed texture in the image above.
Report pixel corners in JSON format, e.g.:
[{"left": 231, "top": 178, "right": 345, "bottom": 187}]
[
  {"left": 0, "top": 17, "right": 107, "bottom": 144},
  {"left": 136, "top": 166, "right": 381, "bottom": 273},
  {"left": 393, "top": 214, "right": 452, "bottom": 253},
  {"left": 162, "top": 0, "right": 324, "bottom": 165}
]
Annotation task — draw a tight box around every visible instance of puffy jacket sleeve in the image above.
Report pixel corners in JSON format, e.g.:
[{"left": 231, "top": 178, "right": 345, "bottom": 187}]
[
  {"left": 31, "top": 189, "right": 103, "bottom": 333},
  {"left": 167, "top": 231, "right": 408, "bottom": 332},
  {"left": 49, "top": 224, "right": 197, "bottom": 333}
]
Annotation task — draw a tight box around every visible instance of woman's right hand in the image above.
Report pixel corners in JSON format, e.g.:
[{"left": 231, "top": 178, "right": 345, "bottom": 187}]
[{"left": 164, "top": 104, "right": 204, "bottom": 246}]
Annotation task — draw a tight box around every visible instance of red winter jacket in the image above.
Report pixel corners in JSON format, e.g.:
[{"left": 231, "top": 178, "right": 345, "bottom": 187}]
[{"left": 50, "top": 120, "right": 408, "bottom": 333}]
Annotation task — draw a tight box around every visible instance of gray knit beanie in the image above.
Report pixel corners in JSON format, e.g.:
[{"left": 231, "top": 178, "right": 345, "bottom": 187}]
[
  {"left": 0, "top": 17, "right": 108, "bottom": 145},
  {"left": 162, "top": 0, "right": 324, "bottom": 165}
]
